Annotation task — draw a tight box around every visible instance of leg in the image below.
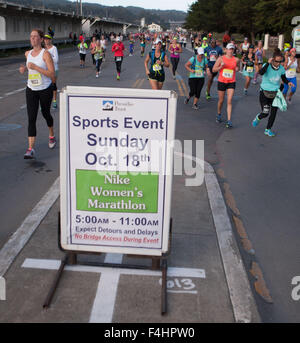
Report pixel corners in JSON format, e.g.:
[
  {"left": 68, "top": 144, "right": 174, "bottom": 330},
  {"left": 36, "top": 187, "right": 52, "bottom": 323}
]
[
  {"left": 188, "top": 78, "right": 197, "bottom": 100},
  {"left": 217, "top": 90, "right": 225, "bottom": 114},
  {"left": 39, "top": 86, "right": 54, "bottom": 137},
  {"left": 266, "top": 106, "right": 278, "bottom": 129},
  {"left": 149, "top": 79, "right": 159, "bottom": 90},
  {"left": 226, "top": 88, "right": 235, "bottom": 121},
  {"left": 26, "top": 87, "right": 39, "bottom": 149},
  {"left": 195, "top": 78, "right": 205, "bottom": 104}
]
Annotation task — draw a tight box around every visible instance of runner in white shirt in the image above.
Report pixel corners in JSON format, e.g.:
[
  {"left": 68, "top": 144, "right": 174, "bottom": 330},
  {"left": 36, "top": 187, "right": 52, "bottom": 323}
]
[
  {"left": 100, "top": 35, "right": 107, "bottom": 61},
  {"left": 283, "top": 48, "right": 300, "bottom": 104},
  {"left": 44, "top": 34, "right": 59, "bottom": 109}
]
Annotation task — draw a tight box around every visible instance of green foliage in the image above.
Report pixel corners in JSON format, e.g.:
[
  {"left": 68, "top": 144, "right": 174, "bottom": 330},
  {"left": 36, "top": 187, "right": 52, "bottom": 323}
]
[{"left": 186, "top": 0, "right": 300, "bottom": 40}]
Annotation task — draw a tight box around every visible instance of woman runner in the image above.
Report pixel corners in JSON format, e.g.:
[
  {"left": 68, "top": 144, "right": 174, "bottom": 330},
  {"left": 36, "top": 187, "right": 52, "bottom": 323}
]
[
  {"left": 19, "top": 29, "right": 56, "bottom": 159},
  {"left": 213, "top": 43, "right": 240, "bottom": 128},
  {"left": 144, "top": 39, "right": 170, "bottom": 90},
  {"left": 168, "top": 37, "right": 182, "bottom": 79}
]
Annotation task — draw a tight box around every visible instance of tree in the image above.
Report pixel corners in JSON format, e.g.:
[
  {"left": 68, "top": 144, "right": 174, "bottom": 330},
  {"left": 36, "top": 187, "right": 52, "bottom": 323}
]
[
  {"left": 185, "top": 0, "right": 229, "bottom": 33},
  {"left": 224, "top": 0, "right": 260, "bottom": 43}
]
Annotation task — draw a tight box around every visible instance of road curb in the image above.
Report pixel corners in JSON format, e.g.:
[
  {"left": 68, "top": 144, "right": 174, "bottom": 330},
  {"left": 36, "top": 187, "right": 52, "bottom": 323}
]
[{"left": 204, "top": 161, "right": 261, "bottom": 323}]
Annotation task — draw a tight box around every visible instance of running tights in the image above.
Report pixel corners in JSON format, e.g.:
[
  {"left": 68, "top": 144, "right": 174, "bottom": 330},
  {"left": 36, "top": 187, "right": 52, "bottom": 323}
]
[
  {"left": 188, "top": 78, "right": 205, "bottom": 99},
  {"left": 26, "top": 85, "right": 53, "bottom": 137},
  {"left": 258, "top": 91, "right": 278, "bottom": 129},
  {"left": 171, "top": 57, "right": 180, "bottom": 76},
  {"left": 96, "top": 58, "right": 103, "bottom": 72},
  {"left": 115, "top": 57, "right": 123, "bottom": 74}
]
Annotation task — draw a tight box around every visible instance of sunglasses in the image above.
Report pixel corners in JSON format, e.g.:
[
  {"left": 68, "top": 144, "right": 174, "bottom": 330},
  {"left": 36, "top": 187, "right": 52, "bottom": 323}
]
[{"left": 273, "top": 59, "right": 283, "bottom": 63}]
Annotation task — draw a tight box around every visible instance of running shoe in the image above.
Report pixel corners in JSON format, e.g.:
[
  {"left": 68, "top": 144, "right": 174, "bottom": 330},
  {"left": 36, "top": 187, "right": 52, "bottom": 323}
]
[
  {"left": 206, "top": 91, "right": 211, "bottom": 100},
  {"left": 252, "top": 80, "right": 257, "bottom": 85},
  {"left": 117, "top": 75, "right": 120, "bottom": 80},
  {"left": 226, "top": 120, "right": 233, "bottom": 128},
  {"left": 24, "top": 148, "right": 35, "bottom": 159},
  {"left": 184, "top": 97, "right": 190, "bottom": 105},
  {"left": 49, "top": 136, "right": 57, "bottom": 149},
  {"left": 216, "top": 114, "right": 222, "bottom": 123},
  {"left": 264, "top": 129, "right": 275, "bottom": 137},
  {"left": 288, "top": 98, "right": 292, "bottom": 104},
  {"left": 192, "top": 104, "right": 198, "bottom": 110},
  {"left": 96, "top": 74, "right": 99, "bottom": 78},
  {"left": 52, "top": 100, "right": 57, "bottom": 109},
  {"left": 244, "top": 89, "right": 248, "bottom": 95},
  {"left": 252, "top": 114, "right": 260, "bottom": 127}
]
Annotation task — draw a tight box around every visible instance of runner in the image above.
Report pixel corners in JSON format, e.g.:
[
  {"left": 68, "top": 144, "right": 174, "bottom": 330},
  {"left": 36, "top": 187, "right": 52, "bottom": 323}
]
[
  {"left": 253, "top": 40, "right": 265, "bottom": 84},
  {"left": 213, "top": 43, "right": 240, "bottom": 128},
  {"left": 242, "top": 44, "right": 256, "bottom": 95},
  {"left": 201, "top": 37, "right": 209, "bottom": 54},
  {"left": 77, "top": 38, "right": 88, "bottom": 68},
  {"left": 194, "top": 36, "right": 201, "bottom": 55},
  {"left": 140, "top": 34, "right": 146, "bottom": 57},
  {"left": 144, "top": 39, "right": 170, "bottom": 90},
  {"left": 240, "top": 37, "right": 250, "bottom": 57},
  {"left": 283, "top": 48, "right": 299, "bottom": 104},
  {"left": 19, "top": 29, "right": 56, "bottom": 159},
  {"left": 222, "top": 31, "right": 231, "bottom": 49},
  {"left": 100, "top": 35, "right": 107, "bottom": 61},
  {"left": 92, "top": 40, "right": 104, "bottom": 78},
  {"left": 112, "top": 37, "right": 125, "bottom": 80},
  {"left": 129, "top": 34, "right": 135, "bottom": 56},
  {"left": 191, "top": 34, "right": 195, "bottom": 50},
  {"left": 168, "top": 37, "right": 182, "bottom": 79},
  {"left": 252, "top": 49, "right": 294, "bottom": 137},
  {"left": 89, "top": 36, "right": 97, "bottom": 66},
  {"left": 184, "top": 47, "right": 210, "bottom": 109},
  {"left": 44, "top": 34, "right": 59, "bottom": 109},
  {"left": 205, "top": 39, "right": 223, "bottom": 99}
]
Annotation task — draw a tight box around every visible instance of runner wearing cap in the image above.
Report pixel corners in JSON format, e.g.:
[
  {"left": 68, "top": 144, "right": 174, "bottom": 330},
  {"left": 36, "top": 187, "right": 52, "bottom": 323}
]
[
  {"left": 283, "top": 48, "right": 299, "bottom": 104},
  {"left": 168, "top": 37, "right": 182, "bottom": 79},
  {"left": 241, "top": 45, "right": 256, "bottom": 95},
  {"left": 144, "top": 39, "right": 170, "bottom": 90},
  {"left": 201, "top": 37, "right": 209, "bottom": 56},
  {"left": 184, "top": 47, "right": 210, "bottom": 110},
  {"left": 44, "top": 33, "right": 59, "bottom": 109},
  {"left": 112, "top": 37, "right": 125, "bottom": 80},
  {"left": 213, "top": 43, "right": 240, "bottom": 128},
  {"left": 204, "top": 39, "right": 223, "bottom": 99}
]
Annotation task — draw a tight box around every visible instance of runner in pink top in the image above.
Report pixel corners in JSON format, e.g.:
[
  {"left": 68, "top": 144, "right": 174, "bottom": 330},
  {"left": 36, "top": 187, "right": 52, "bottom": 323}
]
[
  {"left": 213, "top": 43, "right": 240, "bottom": 127},
  {"left": 112, "top": 37, "right": 125, "bottom": 80},
  {"left": 168, "top": 38, "right": 182, "bottom": 79}
]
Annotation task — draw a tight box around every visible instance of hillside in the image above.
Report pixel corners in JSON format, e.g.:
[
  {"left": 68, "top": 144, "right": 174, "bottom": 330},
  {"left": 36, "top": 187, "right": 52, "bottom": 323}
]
[{"left": 7, "top": 0, "right": 187, "bottom": 28}]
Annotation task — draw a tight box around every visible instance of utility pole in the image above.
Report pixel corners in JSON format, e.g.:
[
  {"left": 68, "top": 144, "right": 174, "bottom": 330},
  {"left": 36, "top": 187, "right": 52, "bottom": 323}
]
[{"left": 80, "top": 0, "right": 82, "bottom": 16}]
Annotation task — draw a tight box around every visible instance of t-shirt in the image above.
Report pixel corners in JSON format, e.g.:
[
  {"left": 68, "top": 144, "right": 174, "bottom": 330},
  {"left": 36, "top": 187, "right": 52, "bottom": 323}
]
[
  {"left": 285, "top": 57, "right": 298, "bottom": 78},
  {"left": 260, "top": 64, "right": 286, "bottom": 91},
  {"left": 78, "top": 43, "right": 88, "bottom": 54},
  {"left": 188, "top": 56, "right": 208, "bottom": 78},
  {"left": 205, "top": 46, "right": 223, "bottom": 67}
]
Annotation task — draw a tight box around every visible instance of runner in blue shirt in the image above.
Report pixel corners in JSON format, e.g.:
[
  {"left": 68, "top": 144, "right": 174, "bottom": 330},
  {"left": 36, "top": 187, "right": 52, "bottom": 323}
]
[{"left": 204, "top": 39, "right": 223, "bottom": 99}]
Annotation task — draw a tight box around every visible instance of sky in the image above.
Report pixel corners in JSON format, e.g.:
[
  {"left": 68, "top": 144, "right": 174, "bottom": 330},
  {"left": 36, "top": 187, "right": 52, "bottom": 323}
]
[{"left": 80, "top": 0, "right": 191, "bottom": 12}]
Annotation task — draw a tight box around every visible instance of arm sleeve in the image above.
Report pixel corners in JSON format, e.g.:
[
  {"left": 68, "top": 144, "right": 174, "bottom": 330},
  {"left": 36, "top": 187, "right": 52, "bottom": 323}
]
[
  {"left": 281, "top": 74, "right": 289, "bottom": 84},
  {"left": 259, "top": 63, "right": 269, "bottom": 75}
]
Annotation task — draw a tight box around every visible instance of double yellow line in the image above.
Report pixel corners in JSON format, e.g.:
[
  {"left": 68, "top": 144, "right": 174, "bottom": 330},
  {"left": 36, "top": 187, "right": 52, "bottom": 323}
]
[{"left": 132, "top": 79, "right": 144, "bottom": 88}]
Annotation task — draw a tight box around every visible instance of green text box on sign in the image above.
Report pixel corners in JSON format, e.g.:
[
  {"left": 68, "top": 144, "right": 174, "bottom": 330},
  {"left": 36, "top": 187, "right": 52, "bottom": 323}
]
[{"left": 76, "top": 170, "right": 159, "bottom": 213}]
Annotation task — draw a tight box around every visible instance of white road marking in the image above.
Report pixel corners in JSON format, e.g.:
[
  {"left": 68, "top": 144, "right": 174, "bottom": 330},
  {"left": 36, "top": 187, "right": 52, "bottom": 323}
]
[
  {"left": 22, "top": 257, "right": 206, "bottom": 323},
  {"left": 0, "top": 178, "right": 60, "bottom": 277},
  {"left": 4, "top": 87, "right": 26, "bottom": 97}
]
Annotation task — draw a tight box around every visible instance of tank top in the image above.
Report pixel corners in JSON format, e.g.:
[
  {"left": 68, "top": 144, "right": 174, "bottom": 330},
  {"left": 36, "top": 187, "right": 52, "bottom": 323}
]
[
  {"left": 244, "top": 53, "right": 255, "bottom": 73},
  {"left": 218, "top": 55, "right": 237, "bottom": 83},
  {"left": 150, "top": 51, "right": 165, "bottom": 74},
  {"left": 100, "top": 40, "right": 106, "bottom": 49},
  {"left": 26, "top": 49, "right": 52, "bottom": 91},
  {"left": 286, "top": 57, "right": 298, "bottom": 78},
  {"left": 242, "top": 43, "right": 249, "bottom": 52},
  {"left": 170, "top": 44, "right": 180, "bottom": 58},
  {"left": 255, "top": 48, "right": 263, "bottom": 63}
]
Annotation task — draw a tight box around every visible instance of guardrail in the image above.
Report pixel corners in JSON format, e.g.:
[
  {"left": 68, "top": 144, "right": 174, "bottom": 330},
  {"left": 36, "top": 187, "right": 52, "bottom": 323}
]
[{"left": 0, "top": 38, "right": 74, "bottom": 51}]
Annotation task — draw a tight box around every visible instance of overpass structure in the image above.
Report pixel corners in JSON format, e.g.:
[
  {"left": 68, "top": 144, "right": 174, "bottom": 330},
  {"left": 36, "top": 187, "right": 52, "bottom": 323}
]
[{"left": 0, "top": 1, "right": 140, "bottom": 50}]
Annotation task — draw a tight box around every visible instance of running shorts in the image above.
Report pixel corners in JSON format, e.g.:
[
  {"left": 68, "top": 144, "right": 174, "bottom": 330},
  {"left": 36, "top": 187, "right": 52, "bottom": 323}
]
[{"left": 217, "top": 81, "right": 236, "bottom": 91}]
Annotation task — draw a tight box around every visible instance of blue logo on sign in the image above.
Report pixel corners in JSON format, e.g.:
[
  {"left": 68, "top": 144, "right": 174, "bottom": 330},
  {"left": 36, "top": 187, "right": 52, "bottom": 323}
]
[{"left": 102, "top": 100, "right": 114, "bottom": 111}]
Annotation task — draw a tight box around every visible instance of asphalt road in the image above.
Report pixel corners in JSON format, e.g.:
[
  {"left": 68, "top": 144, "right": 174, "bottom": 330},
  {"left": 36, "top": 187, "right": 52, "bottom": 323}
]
[{"left": 0, "top": 41, "right": 300, "bottom": 322}]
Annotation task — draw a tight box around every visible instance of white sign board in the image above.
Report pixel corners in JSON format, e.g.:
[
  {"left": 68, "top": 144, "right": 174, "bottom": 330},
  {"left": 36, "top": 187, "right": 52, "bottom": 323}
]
[
  {"left": 292, "top": 25, "right": 300, "bottom": 54},
  {"left": 60, "top": 86, "right": 177, "bottom": 256}
]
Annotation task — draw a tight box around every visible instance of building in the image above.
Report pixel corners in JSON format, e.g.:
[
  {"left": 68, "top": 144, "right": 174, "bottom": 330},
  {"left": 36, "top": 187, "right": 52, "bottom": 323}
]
[{"left": 148, "top": 22, "right": 162, "bottom": 33}]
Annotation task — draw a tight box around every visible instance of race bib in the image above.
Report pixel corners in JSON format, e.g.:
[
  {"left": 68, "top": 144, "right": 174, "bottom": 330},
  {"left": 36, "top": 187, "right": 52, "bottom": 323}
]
[
  {"left": 222, "top": 69, "right": 233, "bottom": 79},
  {"left": 80, "top": 48, "right": 86, "bottom": 54},
  {"left": 246, "top": 66, "right": 254, "bottom": 73},
  {"left": 116, "top": 57, "right": 122, "bottom": 62},
  {"left": 174, "top": 52, "right": 179, "bottom": 56},
  {"left": 28, "top": 71, "right": 42, "bottom": 87},
  {"left": 287, "top": 68, "right": 296, "bottom": 78},
  {"left": 195, "top": 67, "right": 204, "bottom": 77},
  {"left": 210, "top": 55, "right": 217, "bottom": 62},
  {"left": 153, "top": 63, "right": 162, "bottom": 72}
]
